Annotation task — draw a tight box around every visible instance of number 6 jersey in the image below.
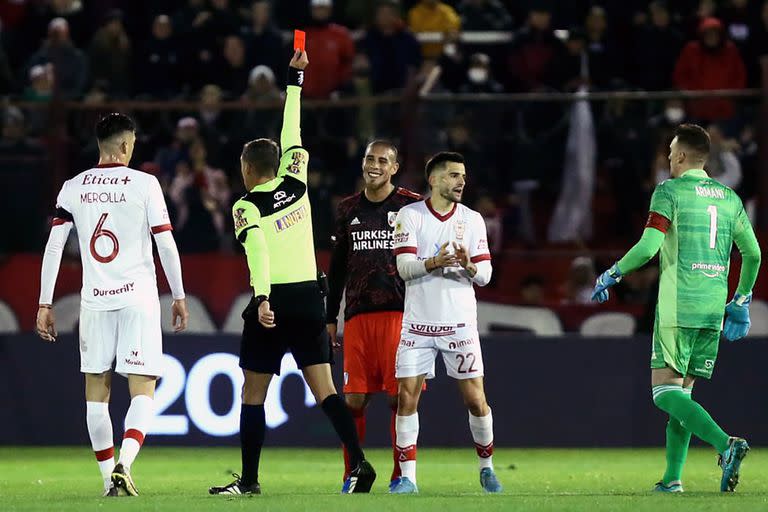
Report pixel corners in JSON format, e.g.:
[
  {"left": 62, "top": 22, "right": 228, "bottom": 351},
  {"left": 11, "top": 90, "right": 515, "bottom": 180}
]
[{"left": 53, "top": 163, "right": 173, "bottom": 310}]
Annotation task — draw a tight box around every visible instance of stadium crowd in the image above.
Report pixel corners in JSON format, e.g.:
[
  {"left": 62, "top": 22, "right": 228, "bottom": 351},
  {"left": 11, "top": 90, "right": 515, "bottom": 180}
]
[{"left": 1, "top": 0, "right": 765, "bottom": 260}]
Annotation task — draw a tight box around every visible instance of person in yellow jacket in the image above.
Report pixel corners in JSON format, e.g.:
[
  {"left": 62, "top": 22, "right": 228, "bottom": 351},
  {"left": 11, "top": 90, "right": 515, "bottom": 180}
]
[{"left": 407, "top": 0, "right": 461, "bottom": 59}]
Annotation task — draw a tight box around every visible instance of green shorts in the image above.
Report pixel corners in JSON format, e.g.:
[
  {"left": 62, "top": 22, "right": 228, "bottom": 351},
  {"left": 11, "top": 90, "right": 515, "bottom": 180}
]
[{"left": 651, "top": 323, "right": 721, "bottom": 379}]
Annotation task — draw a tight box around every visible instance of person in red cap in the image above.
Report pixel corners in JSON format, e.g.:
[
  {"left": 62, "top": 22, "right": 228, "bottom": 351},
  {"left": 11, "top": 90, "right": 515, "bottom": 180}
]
[{"left": 673, "top": 17, "right": 746, "bottom": 122}]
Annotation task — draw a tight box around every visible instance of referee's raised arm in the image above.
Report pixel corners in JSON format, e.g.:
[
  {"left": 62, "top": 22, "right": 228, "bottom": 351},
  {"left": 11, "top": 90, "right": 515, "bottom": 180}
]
[
  {"left": 281, "top": 49, "right": 309, "bottom": 152},
  {"left": 211, "top": 41, "right": 375, "bottom": 498}
]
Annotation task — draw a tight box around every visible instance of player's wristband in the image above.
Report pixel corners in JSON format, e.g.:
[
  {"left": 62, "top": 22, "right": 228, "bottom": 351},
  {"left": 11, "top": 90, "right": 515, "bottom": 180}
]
[
  {"left": 38, "top": 304, "right": 52, "bottom": 309},
  {"left": 255, "top": 294, "right": 269, "bottom": 307},
  {"left": 734, "top": 292, "right": 752, "bottom": 306},
  {"left": 287, "top": 67, "right": 304, "bottom": 88}
]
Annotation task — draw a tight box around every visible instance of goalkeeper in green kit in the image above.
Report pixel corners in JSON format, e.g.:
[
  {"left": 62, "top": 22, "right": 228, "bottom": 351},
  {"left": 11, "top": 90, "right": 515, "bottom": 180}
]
[{"left": 592, "top": 124, "right": 761, "bottom": 493}]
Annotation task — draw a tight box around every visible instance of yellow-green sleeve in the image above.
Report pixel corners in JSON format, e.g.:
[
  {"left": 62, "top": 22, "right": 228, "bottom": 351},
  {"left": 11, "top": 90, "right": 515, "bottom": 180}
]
[
  {"left": 277, "top": 84, "right": 309, "bottom": 183},
  {"left": 280, "top": 85, "right": 302, "bottom": 151},
  {"left": 233, "top": 199, "right": 270, "bottom": 297}
]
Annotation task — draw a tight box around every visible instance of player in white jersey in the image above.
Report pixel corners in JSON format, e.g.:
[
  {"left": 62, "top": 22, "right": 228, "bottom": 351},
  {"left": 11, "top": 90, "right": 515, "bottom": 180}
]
[
  {"left": 390, "top": 152, "right": 502, "bottom": 494},
  {"left": 35, "top": 113, "right": 189, "bottom": 497}
]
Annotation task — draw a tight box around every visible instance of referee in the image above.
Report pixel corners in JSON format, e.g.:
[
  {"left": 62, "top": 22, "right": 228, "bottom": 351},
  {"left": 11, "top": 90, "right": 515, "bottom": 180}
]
[{"left": 209, "top": 49, "right": 376, "bottom": 495}]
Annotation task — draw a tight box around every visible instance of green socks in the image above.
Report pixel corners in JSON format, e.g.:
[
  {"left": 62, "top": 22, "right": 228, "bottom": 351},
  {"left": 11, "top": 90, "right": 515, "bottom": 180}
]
[
  {"left": 653, "top": 385, "right": 730, "bottom": 455},
  {"left": 662, "top": 388, "right": 692, "bottom": 484}
]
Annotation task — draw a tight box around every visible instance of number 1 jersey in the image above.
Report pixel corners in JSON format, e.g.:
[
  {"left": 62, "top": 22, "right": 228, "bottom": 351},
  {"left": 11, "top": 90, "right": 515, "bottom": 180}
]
[
  {"left": 649, "top": 169, "right": 753, "bottom": 329},
  {"left": 53, "top": 163, "right": 172, "bottom": 310}
]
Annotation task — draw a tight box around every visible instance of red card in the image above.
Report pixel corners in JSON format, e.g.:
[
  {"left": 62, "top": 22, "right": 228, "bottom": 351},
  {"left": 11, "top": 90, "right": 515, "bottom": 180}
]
[{"left": 294, "top": 30, "right": 306, "bottom": 51}]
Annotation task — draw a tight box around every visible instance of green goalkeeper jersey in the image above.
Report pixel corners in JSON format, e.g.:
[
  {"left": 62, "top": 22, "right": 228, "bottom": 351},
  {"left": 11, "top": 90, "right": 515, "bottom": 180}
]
[{"left": 650, "top": 169, "right": 755, "bottom": 329}]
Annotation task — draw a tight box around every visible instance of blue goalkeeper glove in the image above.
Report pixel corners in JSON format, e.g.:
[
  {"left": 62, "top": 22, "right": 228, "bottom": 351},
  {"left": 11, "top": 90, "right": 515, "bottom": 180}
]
[
  {"left": 723, "top": 292, "right": 752, "bottom": 342},
  {"left": 591, "top": 263, "right": 623, "bottom": 304}
]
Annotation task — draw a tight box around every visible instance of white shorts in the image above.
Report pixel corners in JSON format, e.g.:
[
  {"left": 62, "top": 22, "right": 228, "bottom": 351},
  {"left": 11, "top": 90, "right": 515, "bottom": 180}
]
[
  {"left": 395, "top": 322, "right": 484, "bottom": 380},
  {"left": 79, "top": 300, "right": 164, "bottom": 377}
]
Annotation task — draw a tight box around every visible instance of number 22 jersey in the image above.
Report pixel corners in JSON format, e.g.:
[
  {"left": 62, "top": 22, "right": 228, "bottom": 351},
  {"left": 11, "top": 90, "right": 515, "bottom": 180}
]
[
  {"left": 53, "top": 163, "right": 172, "bottom": 310},
  {"left": 393, "top": 199, "right": 491, "bottom": 326}
]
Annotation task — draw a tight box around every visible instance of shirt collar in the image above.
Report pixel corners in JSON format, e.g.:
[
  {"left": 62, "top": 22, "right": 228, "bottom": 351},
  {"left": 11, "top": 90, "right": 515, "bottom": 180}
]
[
  {"left": 681, "top": 168, "right": 708, "bottom": 178},
  {"left": 250, "top": 177, "right": 280, "bottom": 192},
  {"left": 361, "top": 186, "right": 397, "bottom": 206}
]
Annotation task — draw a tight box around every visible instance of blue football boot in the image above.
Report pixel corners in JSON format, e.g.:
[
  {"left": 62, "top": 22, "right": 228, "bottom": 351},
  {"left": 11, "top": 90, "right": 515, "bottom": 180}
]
[
  {"left": 480, "top": 468, "right": 503, "bottom": 493},
  {"left": 389, "top": 476, "right": 418, "bottom": 494},
  {"left": 719, "top": 437, "right": 749, "bottom": 492}
]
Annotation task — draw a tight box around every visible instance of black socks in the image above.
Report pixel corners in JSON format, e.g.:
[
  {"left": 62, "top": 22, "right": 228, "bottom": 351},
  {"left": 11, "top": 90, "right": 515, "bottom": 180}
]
[{"left": 322, "top": 394, "right": 364, "bottom": 469}]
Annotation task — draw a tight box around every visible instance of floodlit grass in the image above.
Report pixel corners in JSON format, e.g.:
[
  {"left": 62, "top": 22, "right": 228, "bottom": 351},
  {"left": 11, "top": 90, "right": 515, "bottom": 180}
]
[{"left": 1, "top": 447, "right": 766, "bottom": 511}]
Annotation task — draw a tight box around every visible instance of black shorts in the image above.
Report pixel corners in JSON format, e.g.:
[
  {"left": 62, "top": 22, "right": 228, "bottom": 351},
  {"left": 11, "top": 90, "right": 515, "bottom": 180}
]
[{"left": 239, "top": 281, "right": 332, "bottom": 375}]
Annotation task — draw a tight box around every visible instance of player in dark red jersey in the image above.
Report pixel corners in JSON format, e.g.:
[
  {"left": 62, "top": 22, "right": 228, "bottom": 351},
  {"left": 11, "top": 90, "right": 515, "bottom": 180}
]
[{"left": 327, "top": 140, "right": 421, "bottom": 491}]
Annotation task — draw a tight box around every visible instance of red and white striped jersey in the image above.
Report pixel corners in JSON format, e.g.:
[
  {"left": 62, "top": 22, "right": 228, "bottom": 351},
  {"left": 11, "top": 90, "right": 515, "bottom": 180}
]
[
  {"left": 53, "top": 163, "right": 172, "bottom": 310},
  {"left": 393, "top": 199, "right": 491, "bottom": 326}
]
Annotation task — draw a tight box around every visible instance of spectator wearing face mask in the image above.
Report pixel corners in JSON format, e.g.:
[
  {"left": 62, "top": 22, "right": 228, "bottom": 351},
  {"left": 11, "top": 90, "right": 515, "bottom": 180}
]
[
  {"left": 435, "top": 31, "right": 467, "bottom": 92},
  {"left": 720, "top": 0, "right": 756, "bottom": 56},
  {"left": 459, "top": 53, "right": 503, "bottom": 94},
  {"left": 662, "top": 100, "right": 686, "bottom": 125},
  {"left": 673, "top": 17, "right": 746, "bottom": 121},
  {"left": 648, "top": 99, "right": 688, "bottom": 139},
  {"left": 648, "top": 99, "right": 688, "bottom": 186}
]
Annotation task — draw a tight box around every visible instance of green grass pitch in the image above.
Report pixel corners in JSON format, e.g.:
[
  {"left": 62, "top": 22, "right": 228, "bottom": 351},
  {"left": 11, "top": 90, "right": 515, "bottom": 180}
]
[{"left": 1, "top": 447, "right": 767, "bottom": 511}]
